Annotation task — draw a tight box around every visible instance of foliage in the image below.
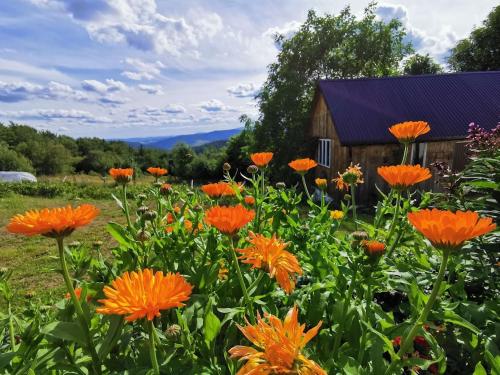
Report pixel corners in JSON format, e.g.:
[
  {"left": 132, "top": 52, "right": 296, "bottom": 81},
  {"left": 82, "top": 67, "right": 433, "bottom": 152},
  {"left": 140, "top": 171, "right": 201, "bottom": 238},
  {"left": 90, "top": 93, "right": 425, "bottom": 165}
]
[
  {"left": 448, "top": 5, "right": 500, "bottom": 71},
  {"left": 0, "top": 142, "right": 34, "bottom": 173},
  {"left": 253, "top": 4, "right": 412, "bottom": 181},
  {"left": 403, "top": 54, "right": 443, "bottom": 75}
]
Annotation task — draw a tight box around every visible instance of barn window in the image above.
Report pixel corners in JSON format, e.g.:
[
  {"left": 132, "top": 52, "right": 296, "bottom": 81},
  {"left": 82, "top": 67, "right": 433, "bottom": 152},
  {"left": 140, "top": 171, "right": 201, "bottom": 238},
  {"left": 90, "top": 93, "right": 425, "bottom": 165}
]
[
  {"left": 317, "top": 139, "right": 331, "bottom": 168},
  {"left": 411, "top": 142, "right": 427, "bottom": 166}
]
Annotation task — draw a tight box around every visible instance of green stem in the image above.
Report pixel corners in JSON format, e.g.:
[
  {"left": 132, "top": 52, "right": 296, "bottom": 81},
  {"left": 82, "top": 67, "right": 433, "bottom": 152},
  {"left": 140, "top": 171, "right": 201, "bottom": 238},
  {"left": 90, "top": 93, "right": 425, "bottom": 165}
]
[
  {"left": 386, "top": 191, "right": 401, "bottom": 243},
  {"left": 332, "top": 261, "right": 359, "bottom": 358},
  {"left": 122, "top": 184, "right": 133, "bottom": 230},
  {"left": 300, "top": 174, "right": 312, "bottom": 201},
  {"left": 230, "top": 237, "right": 255, "bottom": 324},
  {"left": 351, "top": 184, "right": 358, "bottom": 230},
  {"left": 385, "top": 250, "right": 450, "bottom": 375},
  {"left": 148, "top": 320, "right": 160, "bottom": 375},
  {"left": 357, "top": 283, "right": 372, "bottom": 364},
  {"left": 57, "top": 237, "right": 101, "bottom": 375},
  {"left": 386, "top": 226, "right": 404, "bottom": 258},
  {"left": 401, "top": 144, "right": 409, "bottom": 165},
  {"left": 8, "top": 301, "right": 15, "bottom": 352}
]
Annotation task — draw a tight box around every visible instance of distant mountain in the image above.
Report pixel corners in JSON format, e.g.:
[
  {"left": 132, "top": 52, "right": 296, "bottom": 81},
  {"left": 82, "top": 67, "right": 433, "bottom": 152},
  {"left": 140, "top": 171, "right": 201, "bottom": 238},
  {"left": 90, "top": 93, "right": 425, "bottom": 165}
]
[{"left": 121, "top": 128, "right": 242, "bottom": 150}]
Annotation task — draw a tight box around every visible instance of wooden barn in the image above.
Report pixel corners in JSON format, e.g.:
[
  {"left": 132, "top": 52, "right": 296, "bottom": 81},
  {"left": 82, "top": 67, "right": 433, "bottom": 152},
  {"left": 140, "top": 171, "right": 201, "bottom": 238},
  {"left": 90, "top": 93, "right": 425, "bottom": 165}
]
[{"left": 309, "top": 71, "right": 500, "bottom": 205}]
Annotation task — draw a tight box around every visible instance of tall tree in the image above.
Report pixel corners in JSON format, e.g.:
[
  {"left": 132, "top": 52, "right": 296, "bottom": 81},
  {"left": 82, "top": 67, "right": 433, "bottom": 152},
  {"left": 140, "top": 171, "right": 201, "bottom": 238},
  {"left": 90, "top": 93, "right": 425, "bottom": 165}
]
[
  {"left": 403, "top": 54, "right": 443, "bottom": 75},
  {"left": 448, "top": 5, "right": 500, "bottom": 71},
  {"left": 253, "top": 4, "right": 412, "bottom": 180}
]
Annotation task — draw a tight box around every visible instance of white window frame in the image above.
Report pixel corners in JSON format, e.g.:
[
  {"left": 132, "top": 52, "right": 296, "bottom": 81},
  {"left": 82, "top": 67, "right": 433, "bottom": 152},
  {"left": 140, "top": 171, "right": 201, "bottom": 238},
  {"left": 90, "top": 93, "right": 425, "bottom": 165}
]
[
  {"left": 410, "top": 142, "right": 428, "bottom": 166},
  {"left": 317, "top": 138, "right": 331, "bottom": 168}
]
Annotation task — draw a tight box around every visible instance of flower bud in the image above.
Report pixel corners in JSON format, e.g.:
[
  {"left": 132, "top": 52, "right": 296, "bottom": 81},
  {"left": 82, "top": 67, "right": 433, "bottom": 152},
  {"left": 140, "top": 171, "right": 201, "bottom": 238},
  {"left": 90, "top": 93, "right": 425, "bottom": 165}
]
[
  {"left": 153, "top": 181, "right": 163, "bottom": 188},
  {"left": 143, "top": 210, "right": 158, "bottom": 221},
  {"left": 276, "top": 182, "right": 286, "bottom": 189},
  {"left": 68, "top": 241, "right": 81, "bottom": 249},
  {"left": 344, "top": 194, "right": 351, "bottom": 201},
  {"left": 137, "top": 205, "right": 149, "bottom": 215},
  {"left": 160, "top": 184, "right": 172, "bottom": 195},
  {"left": 137, "top": 193, "right": 147, "bottom": 202},
  {"left": 352, "top": 231, "right": 369, "bottom": 240},
  {"left": 361, "top": 240, "right": 386, "bottom": 258},
  {"left": 137, "top": 229, "right": 151, "bottom": 242},
  {"left": 342, "top": 171, "right": 359, "bottom": 185},
  {"left": 223, "top": 162, "right": 231, "bottom": 171},
  {"left": 93, "top": 240, "right": 103, "bottom": 248},
  {"left": 247, "top": 165, "right": 259, "bottom": 174},
  {"left": 165, "top": 324, "right": 182, "bottom": 341}
]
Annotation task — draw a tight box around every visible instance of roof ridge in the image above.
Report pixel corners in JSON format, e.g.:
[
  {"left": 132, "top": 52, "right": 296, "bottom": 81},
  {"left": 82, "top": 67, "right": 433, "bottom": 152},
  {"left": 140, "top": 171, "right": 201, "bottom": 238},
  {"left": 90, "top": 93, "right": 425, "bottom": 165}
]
[{"left": 319, "top": 71, "right": 500, "bottom": 83}]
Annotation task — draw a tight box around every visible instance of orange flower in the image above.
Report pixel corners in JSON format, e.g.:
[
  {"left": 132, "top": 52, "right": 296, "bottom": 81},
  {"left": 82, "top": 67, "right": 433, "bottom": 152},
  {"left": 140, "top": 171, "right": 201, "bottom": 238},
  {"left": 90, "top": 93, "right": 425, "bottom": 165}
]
[
  {"left": 65, "top": 287, "right": 92, "bottom": 302},
  {"left": 238, "top": 233, "right": 302, "bottom": 294},
  {"left": 160, "top": 183, "right": 173, "bottom": 195},
  {"left": 229, "top": 306, "right": 326, "bottom": 375},
  {"left": 389, "top": 121, "right": 430, "bottom": 143},
  {"left": 288, "top": 158, "right": 317, "bottom": 174},
  {"left": 97, "top": 269, "right": 192, "bottom": 322},
  {"left": 205, "top": 204, "right": 255, "bottom": 235},
  {"left": 361, "top": 240, "right": 386, "bottom": 257},
  {"left": 250, "top": 152, "right": 273, "bottom": 168},
  {"left": 147, "top": 167, "right": 168, "bottom": 177},
  {"left": 109, "top": 168, "right": 134, "bottom": 184},
  {"left": 407, "top": 209, "right": 496, "bottom": 250},
  {"left": 244, "top": 196, "right": 255, "bottom": 206},
  {"left": 174, "top": 206, "right": 181, "bottom": 214},
  {"left": 333, "top": 163, "right": 363, "bottom": 190},
  {"left": 377, "top": 165, "right": 432, "bottom": 189},
  {"left": 202, "top": 182, "right": 241, "bottom": 198},
  {"left": 7, "top": 204, "right": 99, "bottom": 238},
  {"left": 315, "top": 178, "right": 327, "bottom": 189},
  {"left": 184, "top": 219, "right": 203, "bottom": 232}
]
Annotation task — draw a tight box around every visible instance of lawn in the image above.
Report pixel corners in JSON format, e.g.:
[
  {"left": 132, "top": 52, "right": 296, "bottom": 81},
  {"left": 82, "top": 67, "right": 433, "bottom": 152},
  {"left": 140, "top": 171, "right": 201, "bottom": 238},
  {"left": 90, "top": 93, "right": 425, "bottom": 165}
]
[{"left": 0, "top": 193, "right": 124, "bottom": 309}]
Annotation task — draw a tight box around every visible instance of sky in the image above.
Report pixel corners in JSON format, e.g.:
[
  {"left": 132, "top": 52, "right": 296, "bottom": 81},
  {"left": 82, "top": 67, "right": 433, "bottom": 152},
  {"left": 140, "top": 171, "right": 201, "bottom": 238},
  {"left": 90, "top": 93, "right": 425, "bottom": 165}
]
[{"left": 0, "top": 0, "right": 497, "bottom": 139}]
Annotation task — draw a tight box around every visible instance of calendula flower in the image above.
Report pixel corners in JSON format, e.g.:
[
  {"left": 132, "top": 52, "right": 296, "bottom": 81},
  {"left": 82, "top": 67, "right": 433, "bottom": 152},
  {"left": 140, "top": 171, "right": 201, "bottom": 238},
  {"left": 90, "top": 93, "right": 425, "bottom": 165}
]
[
  {"left": 160, "top": 183, "right": 173, "bottom": 195},
  {"left": 251, "top": 152, "right": 274, "bottom": 168},
  {"left": 330, "top": 210, "right": 344, "bottom": 220},
  {"left": 315, "top": 178, "right": 327, "bottom": 189},
  {"left": 229, "top": 306, "right": 326, "bottom": 375},
  {"left": 288, "top": 158, "right": 318, "bottom": 174},
  {"left": 97, "top": 269, "right": 192, "bottom": 322},
  {"left": 333, "top": 163, "right": 363, "bottom": 190},
  {"left": 205, "top": 205, "right": 255, "bottom": 235},
  {"left": 65, "top": 287, "right": 92, "bottom": 302},
  {"left": 202, "top": 182, "right": 241, "bottom": 198},
  {"left": 7, "top": 204, "right": 99, "bottom": 238},
  {"left": 377, "top": 165, "right": 432, "bottom": 189},
  {"left": 361, "top": 240, "right": 386, "bottom": 257},
  {"left": 389, "top": 121, "right": 430, "bottom": 143},
  {"left": 238, "top": 232, "right": 302, "bottom": 294},
  {"left": 407, "top": 209, "right": 496, "bottom": 251},
  {"left": 184, "top": 219, "right": 202, "bottom": 232},
  {"left": 244, "top": 196, "right": 255, "bottom": 206},
  {"left": 109, "top": 168, "right": 134, "bottom": 184},
  {"left": 147, "top": 167, "right": 168, "bottom": 177},
  {"left": 218, "top": 260, "right": 229, "bottom": 281}
]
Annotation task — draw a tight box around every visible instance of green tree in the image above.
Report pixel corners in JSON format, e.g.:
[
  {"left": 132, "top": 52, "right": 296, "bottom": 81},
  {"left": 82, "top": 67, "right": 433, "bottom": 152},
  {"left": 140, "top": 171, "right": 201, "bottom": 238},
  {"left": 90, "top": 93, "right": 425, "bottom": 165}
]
[
  {"left": 403, "top": 54, "right": 443, "bottom": 75},
  {"left": 0, "top": 142, "right": 34, "bottom": 172},
  {"left": 253, "top": 4, "right": 412, "bottom": 180},
  {"left": 448, "top": 5, "right": 500, "bottom": 71},
  {"left": 171, "top": 143, "right": 194, "bottom": 178}
]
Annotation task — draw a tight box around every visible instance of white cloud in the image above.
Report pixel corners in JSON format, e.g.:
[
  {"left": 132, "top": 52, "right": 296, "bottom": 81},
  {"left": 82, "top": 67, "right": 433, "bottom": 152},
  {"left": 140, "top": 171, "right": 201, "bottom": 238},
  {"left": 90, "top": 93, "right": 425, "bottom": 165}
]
[
  {"left": 227, "top": 83, "right": 260, "bottom": 98},
  {"left": 199, "top": 99, "right": 227, "bottom": 112},
  {"left": 81, "top": 78, "right": 127, "bottom": 93},
  {"left": 0, "top": 108, "right": 111, "bottom": 123},
  {"left": 0, "top": 80, "right": 88, "bottom": 102},
  {"left": 137, "top": 84, "right": 164, "bottom": 95},
  {"left": 98, "top": 95, "right": 129, "bottom": 106},
  {"left": 122, "top": 58, "right": 164, "bottom": 81},
  {"left": 263, "top": 20, "right": 301, "bottom": 46}
]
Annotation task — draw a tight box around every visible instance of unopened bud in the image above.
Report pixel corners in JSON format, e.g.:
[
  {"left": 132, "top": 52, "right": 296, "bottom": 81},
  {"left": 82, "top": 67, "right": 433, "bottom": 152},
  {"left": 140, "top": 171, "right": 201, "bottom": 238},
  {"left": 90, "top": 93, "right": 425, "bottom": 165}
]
[
  {"left": 276, "top": 182, "right": 286, "bottom": 189},
  {"left": 137, "top": 205, "right": 149, "bottom": 215},
  {"left": 165, "top": 324, "right": 182, "bottom": 341},
  {"left": 143, "top": 210, "right": 158, "bottom": 221},
  {"left": 68, "top": 241, "right": 81, "bottom": 249},
  {"left": 352, "top": 231, "right": 369, "bottom": 241},
  {"left": 137, "top": 193, "right": 147, "bottom": 201},
  {"left": 160, "top": 184, "right": 172, "bottom": 195},
  {"left": 137, "top": 230, "right": 151, "bottom": 242},
  {"left": 223, "top": 162, "right": 231, "bottom": 171},
  {"left": 247, "top": 165, "right": 258, "bottom": 174}
]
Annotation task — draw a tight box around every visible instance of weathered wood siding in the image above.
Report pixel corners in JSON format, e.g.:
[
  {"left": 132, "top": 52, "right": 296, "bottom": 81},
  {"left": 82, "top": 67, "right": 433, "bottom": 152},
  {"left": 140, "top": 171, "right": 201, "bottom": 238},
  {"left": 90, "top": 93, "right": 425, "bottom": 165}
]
[{"left": 309, "top": 93, "right": 463, "bottom": 205}]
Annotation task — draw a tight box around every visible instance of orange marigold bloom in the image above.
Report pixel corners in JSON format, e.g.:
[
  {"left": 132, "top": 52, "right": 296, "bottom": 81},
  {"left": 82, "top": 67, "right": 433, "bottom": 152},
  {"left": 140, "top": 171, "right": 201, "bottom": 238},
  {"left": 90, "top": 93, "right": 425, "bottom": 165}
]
[
  {"left": 333, "top": 163, "right": 363, "bottom": 190},
  {"left": 389, "top": 121, "right": 430, "bottom": 143},
  {"left": 288, "top": 158, "right": 318, "bottom": 174},
  {"left": 109, "top": 168, "right": 134, "bottom": 184},
  {"left": 361, "top": 240, "right": 386, "bottom": 257},
  {"left": 7, "top": 204, "right": 99, "bottom": 238},
  {"left": 377, "top": 165, "right": 432, "bottom": 189},
  {"left": 205, "top": 204, "right": 255, "bottom": 235},
  {"left": 160, "top": 183, "right": 173, "bottom": 195},
  {"left": 65, "top": 287, "right": 92, "bottom": 302},
  {"left": 244, "top": 196, "right": 255, "bottom": 206},
  {"left": 407, "top": 209, "right": 496, "bottom": 250},
  {"left": 147, "top": 166, "right": 168, "bottom": 177},
  {"left": 229, "top": 306, "right": 326, "bottom": 375},
  {"left": 202, "top": 182, "right": 241, "bottom": 198},
  {"left": 315, "top": 178, "right": 327, "bottom": 189},
  {"left": 251, "top": 152, "right": 274, "bottom": 168},
  {"left": 97, "top": 269, "right": 192, "bottom": 322},
  {"left": 238, "top": 233, "right": 302, "bottom": 294}
]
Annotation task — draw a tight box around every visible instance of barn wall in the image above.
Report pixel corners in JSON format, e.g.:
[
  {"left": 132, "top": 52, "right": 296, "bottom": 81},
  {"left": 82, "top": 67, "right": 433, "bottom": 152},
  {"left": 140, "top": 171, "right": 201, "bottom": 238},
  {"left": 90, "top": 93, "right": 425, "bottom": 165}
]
[{"left": 309, "top": 93, "right": 463, "bottom": 206}]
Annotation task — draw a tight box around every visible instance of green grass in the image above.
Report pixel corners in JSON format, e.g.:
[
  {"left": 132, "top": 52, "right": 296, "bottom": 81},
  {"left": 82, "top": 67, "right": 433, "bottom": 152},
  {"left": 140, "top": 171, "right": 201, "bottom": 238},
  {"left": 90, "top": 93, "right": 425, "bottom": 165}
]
[{"left": 0, "top": 193, "right": 124, "bottom": 309}]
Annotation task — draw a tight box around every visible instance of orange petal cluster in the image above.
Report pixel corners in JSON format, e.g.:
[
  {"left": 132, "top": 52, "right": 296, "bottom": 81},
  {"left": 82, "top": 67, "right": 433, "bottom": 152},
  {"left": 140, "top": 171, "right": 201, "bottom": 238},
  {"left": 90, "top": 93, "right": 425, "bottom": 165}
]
[
  {"left": 407, "top": 209, "right": 496, "bottom": 250},
  {"left": 109, "top": 168, "right": 134, "bottom": 184},
  {"left": 251, "top": 152, "right": 274, "bottom": 168},
  {"left": 288, "top": 158, "right": 317, "bottom": 173},
  {"left": 205, "top": 204, "right": 255, "bottom": 235},
  {"left": 96, "top": 269, "right": 192, "bottom": 322},
  {"left": 202, "top": 182, "right": 241, "bottom": 198},
  {"left": 147, "top": 167, "right": 168, "bottom": 177},
  {"left": 333, "top": 163, "right": 364, "bottom": 190},
  {"left": 238, "top": 233, "right": 302, "bottom": 294},
  {"left": 361, "top": 240, "right": 386, "bottom": 256},
  {"left": 229, "top": 306, "right": 326, "bottom": 375},
  {"left": 7, "top": 204, "right": 99, "bottom": 238},
  {"left": 244, "top": 196, "right": 255, "bottom": 206},
  {"left": 389, "top": 121, "right": 430, "bottom": 143},
  {"left": 315, "top": 178, "right": 327, "bottom": 189},
  {"left": 377, "top": 165, "right": 432, "bottom": 189}
]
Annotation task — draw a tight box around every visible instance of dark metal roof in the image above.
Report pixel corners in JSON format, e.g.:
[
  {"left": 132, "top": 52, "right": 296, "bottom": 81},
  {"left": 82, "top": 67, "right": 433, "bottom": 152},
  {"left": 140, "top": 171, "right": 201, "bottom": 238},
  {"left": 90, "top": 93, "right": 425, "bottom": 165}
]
[{"left": 318, "top": 71, "right": 500, "bottom": 145}]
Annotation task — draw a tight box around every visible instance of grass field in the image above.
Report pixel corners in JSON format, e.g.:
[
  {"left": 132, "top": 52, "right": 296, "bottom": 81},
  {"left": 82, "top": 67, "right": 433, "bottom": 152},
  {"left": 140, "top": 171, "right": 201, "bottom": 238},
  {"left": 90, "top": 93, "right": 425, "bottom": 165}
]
[{"left": 0, "top": 193, "right": 125, "bottom": 309}]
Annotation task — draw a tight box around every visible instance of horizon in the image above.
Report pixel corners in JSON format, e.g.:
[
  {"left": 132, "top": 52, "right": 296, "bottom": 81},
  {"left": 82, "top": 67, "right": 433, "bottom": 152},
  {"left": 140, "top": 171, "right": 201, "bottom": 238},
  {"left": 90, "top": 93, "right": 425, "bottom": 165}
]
[{"left": 0, "top": 0, "right": 497, "bottom": 138}]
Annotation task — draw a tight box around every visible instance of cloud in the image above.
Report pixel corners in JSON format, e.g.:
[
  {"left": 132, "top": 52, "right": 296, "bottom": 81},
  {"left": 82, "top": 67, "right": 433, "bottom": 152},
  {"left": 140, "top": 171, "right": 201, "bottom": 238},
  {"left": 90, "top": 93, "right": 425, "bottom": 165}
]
[
  {"left": 98, "top": 95, "right": 129, "bottom": 106},
  {"left": 81, "top": 78, "right": 127, "bottom": 93},
  {"left": 128, "top": 104, "right": 186, "bottom": 120},
  {"left": 0, "top": 108, "right": 111, "bottom": 123},
  {"left": 227, "top": 83, "right": 260, "bottom": 98},
  {"left": 0, "top": 80, "right": 88, "bottom": 102},
  {"left": 199, "top": 99, "right": 227, "bottom": 112},
  {"left": 137, "top": 84, "right": 164, "bottom": 95},
  {"left": 163, "top": 104, "right": 185, "bottom": 113},
  {"left": 122, "top": 58, "right": 164, "bottom": 81},
  {"left": 263, "top": 20, "right": 301, "bottom": 46}
]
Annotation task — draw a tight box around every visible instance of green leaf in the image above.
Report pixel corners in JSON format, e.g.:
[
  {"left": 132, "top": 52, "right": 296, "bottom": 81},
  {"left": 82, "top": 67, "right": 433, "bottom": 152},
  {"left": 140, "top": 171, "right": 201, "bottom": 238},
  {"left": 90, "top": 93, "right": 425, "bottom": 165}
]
[
  {"left": 111, "top": 193, "right": 124, "bottom": 210},
  {"left": 473, "top": 362, "right": 487, "bottom": 375},
  {"left": 0, "top": 352, "right": 16, "bottom": 369},
  {"left": 204, "top": 309, "right": 221, "bottom": 344},
  {"left": 107, "top": 222, "right": 132, "bottom": 247},
  {"left": 442, "top": 310, "right": 480, "bottom": 334},
  {"left": 42, "top": 321, "right": 87, "bottom": 346},
  {"left": 98, "top": 315, "right": 124, "bottom": 360}
]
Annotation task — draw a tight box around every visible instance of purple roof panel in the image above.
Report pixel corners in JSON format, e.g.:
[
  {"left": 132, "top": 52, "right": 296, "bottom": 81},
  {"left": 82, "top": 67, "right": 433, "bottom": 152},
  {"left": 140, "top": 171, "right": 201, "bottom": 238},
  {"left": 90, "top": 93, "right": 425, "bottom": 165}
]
[{"left": 318, "top": 72, "right": 500, "bottom": 145}]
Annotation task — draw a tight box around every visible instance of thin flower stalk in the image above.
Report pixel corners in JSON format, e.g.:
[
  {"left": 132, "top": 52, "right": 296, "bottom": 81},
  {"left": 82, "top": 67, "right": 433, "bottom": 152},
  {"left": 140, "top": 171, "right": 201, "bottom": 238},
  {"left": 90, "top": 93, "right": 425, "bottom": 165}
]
[
  {"left": 351, "top": 183, "right": 358, "bottom": 230},
  {"left": 301, "top": 174, "right": 313, "bottom": 201},
  {"left": 385, "top": 191, "right": 402, "bottom": 244},
  {"left": 148, "top": 320, "right": 160, "bottom": 375},
  {"left": 230, "top": 237, "right": 255, "bottom": 324},
  {"left": 8, "top": 301, "right": 15, "bottom": 352}
]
